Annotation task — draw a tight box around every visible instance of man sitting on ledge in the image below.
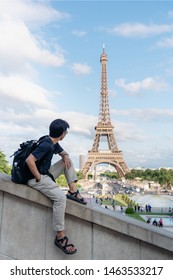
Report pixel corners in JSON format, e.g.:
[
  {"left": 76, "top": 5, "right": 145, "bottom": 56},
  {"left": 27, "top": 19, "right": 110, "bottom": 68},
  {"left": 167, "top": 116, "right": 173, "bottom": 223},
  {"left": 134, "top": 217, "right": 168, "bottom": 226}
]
[{"left": 25, "top": 118, "right": 87, "bottom": 255}]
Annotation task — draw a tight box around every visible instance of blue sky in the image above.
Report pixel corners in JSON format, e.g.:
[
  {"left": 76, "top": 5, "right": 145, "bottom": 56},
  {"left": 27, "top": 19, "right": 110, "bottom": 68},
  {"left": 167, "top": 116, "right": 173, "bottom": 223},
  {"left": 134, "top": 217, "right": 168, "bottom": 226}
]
[{"left": 0, "top": 0, "right": 173, "bottom": 170}]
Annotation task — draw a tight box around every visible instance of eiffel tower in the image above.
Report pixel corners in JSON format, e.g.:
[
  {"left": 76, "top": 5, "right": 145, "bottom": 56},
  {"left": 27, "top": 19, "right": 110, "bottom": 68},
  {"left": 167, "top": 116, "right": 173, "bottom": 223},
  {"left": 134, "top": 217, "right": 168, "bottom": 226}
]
[{"left": 82, "top": 47, "right": 129, "bottom": 178}]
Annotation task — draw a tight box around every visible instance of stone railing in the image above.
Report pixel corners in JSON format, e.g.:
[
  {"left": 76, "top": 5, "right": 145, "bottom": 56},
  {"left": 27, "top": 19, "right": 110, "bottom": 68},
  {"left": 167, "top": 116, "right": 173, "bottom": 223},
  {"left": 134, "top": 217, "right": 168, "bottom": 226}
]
[{"left": 0, "top": 172, "right": 173, "bottom": 260}]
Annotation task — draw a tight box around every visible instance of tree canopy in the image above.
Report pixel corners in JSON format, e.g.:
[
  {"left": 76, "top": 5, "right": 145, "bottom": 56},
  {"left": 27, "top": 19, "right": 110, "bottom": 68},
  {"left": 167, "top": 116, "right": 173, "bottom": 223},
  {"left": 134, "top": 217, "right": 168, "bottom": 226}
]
[
  {"left": 125, "top": 168, "right": 173, "bottom": 189},
  {"left": 0, "top": 150, "right": 11, "bottom": 175}
]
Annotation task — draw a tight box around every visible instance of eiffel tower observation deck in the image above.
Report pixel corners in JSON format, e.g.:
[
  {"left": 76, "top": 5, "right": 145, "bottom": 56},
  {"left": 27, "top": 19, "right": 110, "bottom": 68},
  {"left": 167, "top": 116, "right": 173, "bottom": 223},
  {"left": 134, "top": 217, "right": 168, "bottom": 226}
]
[{"left": 82, "top": 47, "right": 129, "bottom": 178}]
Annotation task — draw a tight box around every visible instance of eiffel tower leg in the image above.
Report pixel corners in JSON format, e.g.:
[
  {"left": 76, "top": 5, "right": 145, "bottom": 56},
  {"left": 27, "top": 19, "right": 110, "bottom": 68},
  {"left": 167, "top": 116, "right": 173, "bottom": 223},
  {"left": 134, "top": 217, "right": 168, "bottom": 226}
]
[{"left": 81, "top": 155, "right": 96, "bottom": 178}]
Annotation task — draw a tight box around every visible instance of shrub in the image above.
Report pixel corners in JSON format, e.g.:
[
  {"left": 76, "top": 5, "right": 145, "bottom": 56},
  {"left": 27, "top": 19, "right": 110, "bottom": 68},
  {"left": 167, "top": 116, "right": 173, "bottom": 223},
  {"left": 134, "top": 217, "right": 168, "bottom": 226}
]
[{"left": 125, "top": 207, "right": 135, "bottom": 214}]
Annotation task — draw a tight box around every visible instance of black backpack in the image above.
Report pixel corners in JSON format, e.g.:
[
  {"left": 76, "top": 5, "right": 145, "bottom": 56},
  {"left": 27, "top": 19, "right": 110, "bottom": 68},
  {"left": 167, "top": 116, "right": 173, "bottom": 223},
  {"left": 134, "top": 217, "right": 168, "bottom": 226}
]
[{"left": 11, "top": 136, "right": 46, "bottom": 184}]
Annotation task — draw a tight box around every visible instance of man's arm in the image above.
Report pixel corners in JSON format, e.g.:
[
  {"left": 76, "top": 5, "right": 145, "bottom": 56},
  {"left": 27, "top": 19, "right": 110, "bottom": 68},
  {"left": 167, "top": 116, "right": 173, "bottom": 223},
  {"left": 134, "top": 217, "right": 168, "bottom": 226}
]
[
  {"left": 26, "top": 154, "right": 41, "bottom": 182},
  {"left": 59, "top": 151, "right": 71, "bottom": 169}
]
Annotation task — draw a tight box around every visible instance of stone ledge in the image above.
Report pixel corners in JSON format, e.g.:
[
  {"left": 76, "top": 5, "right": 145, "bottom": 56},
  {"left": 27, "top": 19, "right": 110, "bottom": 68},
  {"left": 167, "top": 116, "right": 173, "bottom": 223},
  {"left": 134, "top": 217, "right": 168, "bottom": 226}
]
[
  {"left": 0, "top": 173, "right": 52, "bottom": 207},
  {"left": 0, "top": 172, "right": 173, "bottom": 254}
]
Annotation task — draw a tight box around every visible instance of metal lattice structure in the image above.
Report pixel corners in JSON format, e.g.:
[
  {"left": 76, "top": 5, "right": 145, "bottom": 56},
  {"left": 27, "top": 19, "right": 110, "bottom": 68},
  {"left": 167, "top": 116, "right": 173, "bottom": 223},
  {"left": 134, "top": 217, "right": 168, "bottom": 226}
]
[{"left": 82, "top": 47, "right": 129, "bottom": 178}]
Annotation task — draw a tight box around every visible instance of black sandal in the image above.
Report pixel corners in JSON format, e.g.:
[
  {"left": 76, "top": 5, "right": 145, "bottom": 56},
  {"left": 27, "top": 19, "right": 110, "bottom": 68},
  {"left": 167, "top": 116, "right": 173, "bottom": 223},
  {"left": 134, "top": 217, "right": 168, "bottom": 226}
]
[
  {"left": 54, "top": 236, "right": 77, "bottom": 254},
  {"left": 66, "top": 190, "right": 87, "bottom": 205}
]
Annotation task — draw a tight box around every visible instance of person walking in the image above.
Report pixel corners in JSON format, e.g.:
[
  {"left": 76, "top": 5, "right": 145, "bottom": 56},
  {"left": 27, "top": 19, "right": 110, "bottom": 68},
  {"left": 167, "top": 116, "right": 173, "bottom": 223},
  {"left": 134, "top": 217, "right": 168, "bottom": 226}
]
[{"left": 26, "top": 119, "right": 87, "bottom": 254}]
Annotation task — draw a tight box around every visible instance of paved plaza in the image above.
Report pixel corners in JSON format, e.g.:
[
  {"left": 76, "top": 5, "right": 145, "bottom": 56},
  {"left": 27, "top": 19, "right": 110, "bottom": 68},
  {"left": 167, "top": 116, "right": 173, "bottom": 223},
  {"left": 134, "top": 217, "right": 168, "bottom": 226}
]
[{"left": 131, "top": 194, "right": 173, "bottom": 208}]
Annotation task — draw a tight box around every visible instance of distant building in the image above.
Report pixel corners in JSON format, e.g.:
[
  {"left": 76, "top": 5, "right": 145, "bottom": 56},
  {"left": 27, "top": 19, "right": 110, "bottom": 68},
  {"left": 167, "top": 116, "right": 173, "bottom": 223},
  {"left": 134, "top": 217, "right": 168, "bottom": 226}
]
[{"left": 79, "top": 154, "right": 85, "bottom": 170}]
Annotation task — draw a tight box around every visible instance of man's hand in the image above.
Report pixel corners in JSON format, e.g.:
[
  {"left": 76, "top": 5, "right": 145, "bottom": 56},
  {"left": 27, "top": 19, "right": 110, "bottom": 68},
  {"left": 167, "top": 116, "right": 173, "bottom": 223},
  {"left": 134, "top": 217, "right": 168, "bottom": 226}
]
[{"left": 26, "top": 154, "right": 41, "bottom": 180}]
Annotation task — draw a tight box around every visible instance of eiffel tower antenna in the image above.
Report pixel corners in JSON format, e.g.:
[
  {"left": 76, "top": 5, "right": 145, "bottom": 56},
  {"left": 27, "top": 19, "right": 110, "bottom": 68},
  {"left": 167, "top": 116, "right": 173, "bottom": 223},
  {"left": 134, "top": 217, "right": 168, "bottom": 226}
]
[
  {"left": 81, "top": 47, "right": 129, "bottom": 178},
  {"left": 103, "top": 43, "right": 105, "bottom": 51}
]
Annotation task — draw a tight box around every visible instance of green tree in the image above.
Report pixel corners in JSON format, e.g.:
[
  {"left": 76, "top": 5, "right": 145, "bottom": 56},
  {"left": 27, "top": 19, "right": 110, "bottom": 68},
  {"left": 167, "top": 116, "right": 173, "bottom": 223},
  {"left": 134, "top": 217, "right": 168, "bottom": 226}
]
[
  {"left": 56, "top": 174, "right": 82, "bottom": 189},
  {"left": 56, "top": 174, "right": 67, "bottom": 187},
  {"left": 88, "top": 174, "right": 93, "bottom": 179},
  {"left": 158, "top": 168, "right": 173, "bottom": 189},
  {"left": 76, "top": 170, "right": 84, "bottom": 180},
  {"left": 101, "top": 171, "right": 119, "bottom": 179},
  {"left": 125, "top": 168, "right": 173, "bottom": 190},
  {"left": 0, "top": 150, "right": 11, "bottom": 174}
]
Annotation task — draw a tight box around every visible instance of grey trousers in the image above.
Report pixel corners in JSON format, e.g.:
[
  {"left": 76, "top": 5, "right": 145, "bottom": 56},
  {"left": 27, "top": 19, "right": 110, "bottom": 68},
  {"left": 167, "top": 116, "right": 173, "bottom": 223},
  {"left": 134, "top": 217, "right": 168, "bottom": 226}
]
[{"left": 27, "top": 159, "right": 78, "bottom": 232}]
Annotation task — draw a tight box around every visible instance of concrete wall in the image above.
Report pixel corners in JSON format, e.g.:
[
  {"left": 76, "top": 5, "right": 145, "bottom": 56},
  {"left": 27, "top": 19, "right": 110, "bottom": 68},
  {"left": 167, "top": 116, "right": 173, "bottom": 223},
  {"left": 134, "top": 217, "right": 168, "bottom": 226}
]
[{"left": 0, "top": 172, "right": 173, "bottom": 260}]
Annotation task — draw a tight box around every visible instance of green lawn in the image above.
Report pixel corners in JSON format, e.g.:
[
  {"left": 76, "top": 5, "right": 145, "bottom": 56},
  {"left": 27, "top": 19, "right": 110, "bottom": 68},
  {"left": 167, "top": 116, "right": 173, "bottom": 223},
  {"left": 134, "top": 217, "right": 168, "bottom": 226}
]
[{"left": 101, "top": 195, "right": 127, "bottom": 206}]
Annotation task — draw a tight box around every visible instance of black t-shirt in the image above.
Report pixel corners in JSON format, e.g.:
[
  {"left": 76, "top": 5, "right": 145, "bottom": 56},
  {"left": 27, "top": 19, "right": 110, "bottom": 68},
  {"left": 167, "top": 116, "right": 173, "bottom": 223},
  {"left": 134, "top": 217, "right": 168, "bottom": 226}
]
[{"left": 27, "top": 136, "right": 63, "bottom": 179}]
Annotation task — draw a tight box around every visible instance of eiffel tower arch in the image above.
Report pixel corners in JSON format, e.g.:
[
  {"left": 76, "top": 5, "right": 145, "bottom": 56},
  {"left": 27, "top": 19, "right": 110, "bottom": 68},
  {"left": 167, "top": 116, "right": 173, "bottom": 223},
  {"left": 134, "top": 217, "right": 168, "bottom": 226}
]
[{"left": 82, "top": 47, "right": 129, "bottom": 178}]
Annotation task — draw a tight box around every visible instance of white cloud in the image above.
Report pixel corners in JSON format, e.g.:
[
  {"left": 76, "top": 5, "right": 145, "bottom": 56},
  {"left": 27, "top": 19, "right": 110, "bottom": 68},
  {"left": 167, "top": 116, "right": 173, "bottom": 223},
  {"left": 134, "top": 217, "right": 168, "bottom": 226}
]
[
  {"left": 105, "top": 23, "right": 173, "bottom": 37},
  {"left": 72, "top": 30, "right": 87, "bottom": 37},
  {"left": 111, "top": 108, "right": 173, "bottom": 121},
  {"left": 0, "top": 0, "right": 70, "bottom": 26},
  {"left": 72, "top": 63, "right": 92, "bottom": 75},
  {"left": 54, "top": 111, "right": 97, "bottom": 136},
  {"left": 115, "top": 77, "right": 168, "bottom": 94},
  {"left": 156, "top": 36, "right": 173, "bottom": 48},
  {"left": 112, "top": 120, "right": 145, "bottom": 142},
  {"left": 0, "top": 1, "right": 70, "bottom": 162},
  {"left": 0, "top": 75, "right": 53, "bottom": 109},
  {"left": 0, "top": 18, "right": 65, "bottom": 70}
]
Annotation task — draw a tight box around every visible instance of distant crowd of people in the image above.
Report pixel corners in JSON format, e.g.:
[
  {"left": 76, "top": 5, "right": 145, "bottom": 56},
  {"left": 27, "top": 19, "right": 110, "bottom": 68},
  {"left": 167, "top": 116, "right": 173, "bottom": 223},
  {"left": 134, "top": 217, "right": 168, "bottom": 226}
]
[
  {"left": 134, "top": 205, "right": 142, "bottom": 212},
  {"left": 133, "top": 203, "right": 152, "bottom": 213},
  {"left": 145, "top": 204, "right": 152, "bottom": 212},
  {"left": 147, "top": 217, "right": 163, "bottom": 227}
]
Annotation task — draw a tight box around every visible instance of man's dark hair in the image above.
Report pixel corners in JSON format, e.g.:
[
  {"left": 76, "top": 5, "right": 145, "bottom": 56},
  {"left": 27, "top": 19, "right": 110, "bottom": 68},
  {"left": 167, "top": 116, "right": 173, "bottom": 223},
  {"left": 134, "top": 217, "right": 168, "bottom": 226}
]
[{"left": 49, "top": 119, "right": 70, "bottom": 138}]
